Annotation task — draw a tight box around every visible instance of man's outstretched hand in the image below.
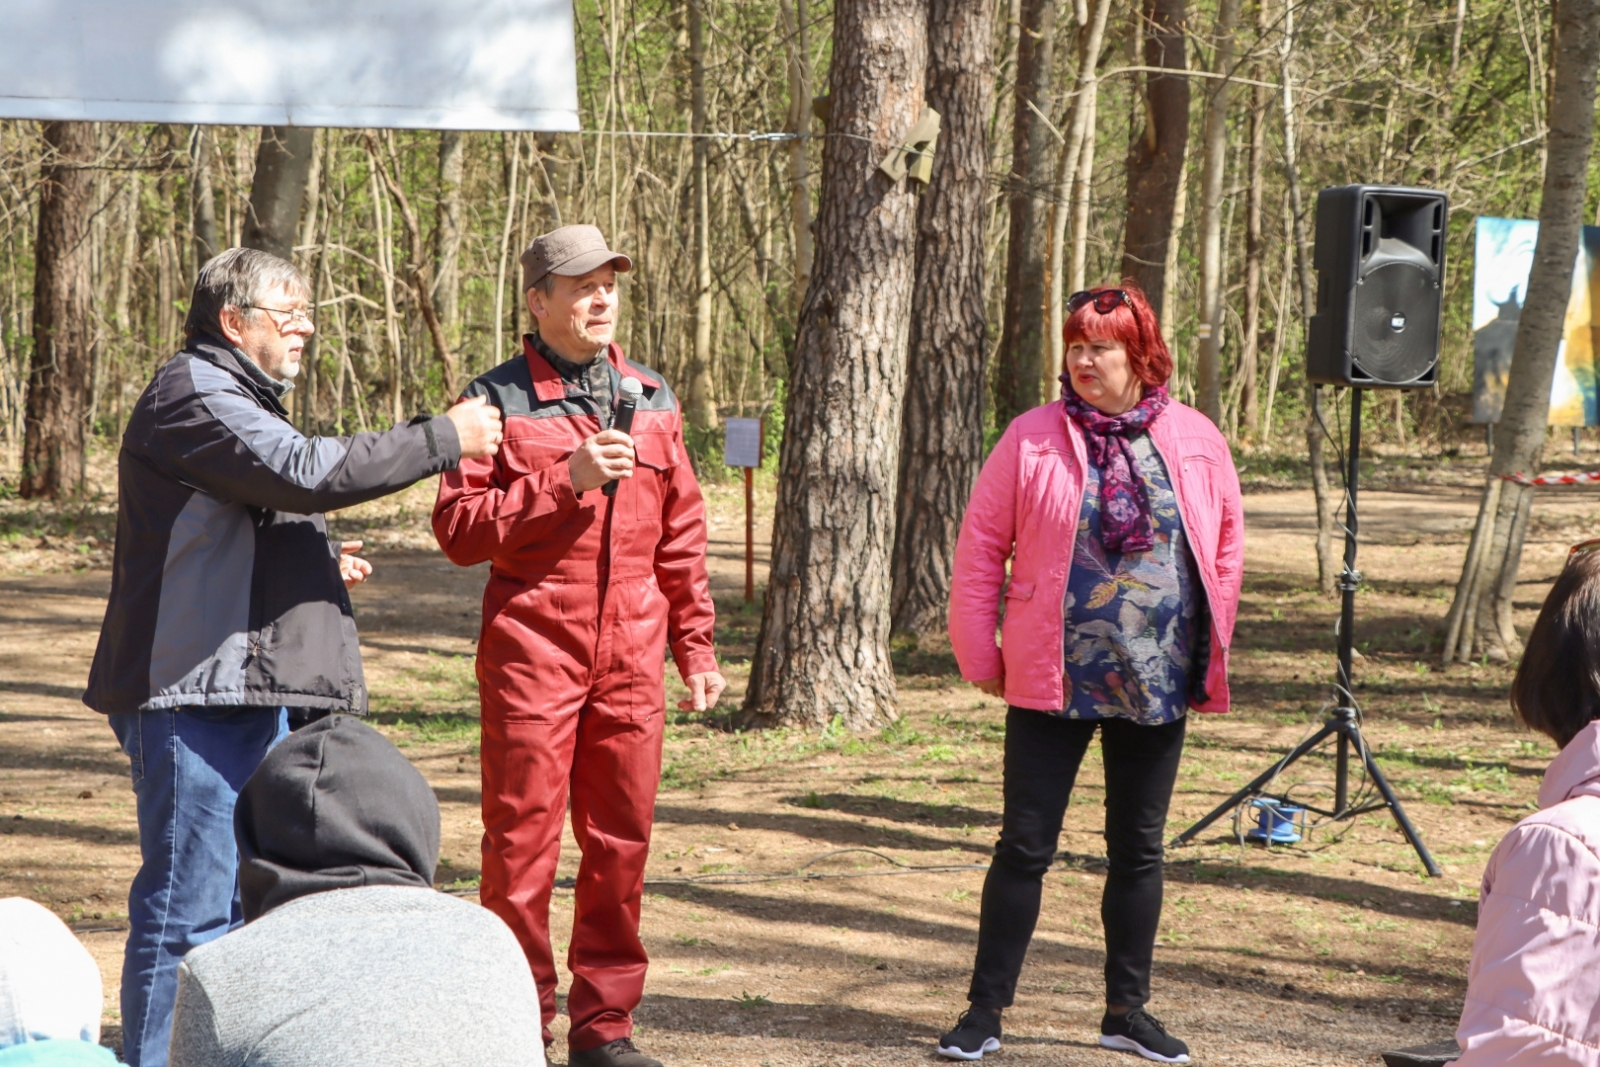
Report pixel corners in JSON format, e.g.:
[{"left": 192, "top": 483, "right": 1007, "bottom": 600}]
[
  {"left": 446, "top": 396, "right": 503, "bottom": 459},
  {"left": 338, "top": 541, "right": 372, "bottom": 589},
  {"left": 679, "top": 671, "right": 727, "bottom": 713},
  {"left": 569, "top": 429, "right": 636, "bottom": 493}
]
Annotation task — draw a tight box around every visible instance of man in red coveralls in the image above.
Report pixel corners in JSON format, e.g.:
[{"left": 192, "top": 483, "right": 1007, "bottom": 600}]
[{"left": 433, "top": 225, "right": 724, "bottom": 1067}]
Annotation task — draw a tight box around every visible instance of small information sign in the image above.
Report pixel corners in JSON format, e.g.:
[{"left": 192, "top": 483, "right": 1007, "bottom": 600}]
[{"left": 723, "top": 418, "right": 763, "bottom": 468}]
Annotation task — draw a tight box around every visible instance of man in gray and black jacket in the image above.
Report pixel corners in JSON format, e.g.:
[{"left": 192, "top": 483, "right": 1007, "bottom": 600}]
[{"left": 83, "top": 247, "right": 502, "bottom": 1067}]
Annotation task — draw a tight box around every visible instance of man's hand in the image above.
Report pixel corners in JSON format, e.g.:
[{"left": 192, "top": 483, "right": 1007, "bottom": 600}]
[
  {"left": 338, "top": 541, "right": 372, "bottom": 589},
  {"left": 679, "top": 671, "right": 727, "bottom": 712},
  {"left": 568, "top": 429, "right": 636, "bottom": 493},
  {"left": 446, "top": 395, "right": 503, "bottom": 459},
  {"left": 972, "top": 676, "right": 1005, "bottom": 698}
]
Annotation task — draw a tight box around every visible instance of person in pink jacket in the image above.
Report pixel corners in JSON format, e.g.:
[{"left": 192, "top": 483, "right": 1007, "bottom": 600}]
[
  {"left": 1451, "top": 546, "right": 1600, "bottom": 1066},
  {"left": 937, "top": 286, "right": 1243, "bottom": 1065}
]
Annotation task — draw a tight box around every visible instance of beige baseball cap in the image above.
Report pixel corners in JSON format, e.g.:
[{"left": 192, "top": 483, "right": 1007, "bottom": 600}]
[{"left": 520, "top": 224, "right": 632, "bottom": 292}]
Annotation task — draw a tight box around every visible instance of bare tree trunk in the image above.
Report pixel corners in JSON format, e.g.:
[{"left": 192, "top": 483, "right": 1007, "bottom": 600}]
[
  {"left": 435, "top": 130, "right": 465, "bottom": 351},
  {"left": 780, "top": 0, "right": 814, "bottom": 304},
  {"left": 1045, "top": 0, "right": 1112, "bottom": 396},
  {"left": 1196, "top": 0, "right": 1240, "bottom": 423},
  {"left": 1278, "top": 0, "right": 1337, "bottom": 594},
  {"left": 1069, "top": 69, "right": 1100, "bottom": 294},
  {"left": 744, "top": 0, "right": 926, "bottom": 730},
  {"left": 192, "top": 126, "right": 219, "bottom": 272},
  {"left": 1442, "top": 0, "right": 1600, "bottom": 664},
  {"left": 494, "top": 134, "right": 523, "bottom": 370},
  {"left": 22, "top": 122, "right": 96, "bottom": 499},
  {"left": 685, "top": 0, "right": 718, "bottom": 436},
  {"left": 1238, "top": 0, "right": 1268, "bottom": 439},
  {"left": 242, "top": 127, "right": 315, "bottom": 262},
  {"left": 891, "top": 0, "right": 994, "bottom": 640},
  {"left": 1122, "top": 0, "right": 1190, "bottom": 321},
  {"left": 994, "top": 0, "right": 1057, "bottom": 429}
]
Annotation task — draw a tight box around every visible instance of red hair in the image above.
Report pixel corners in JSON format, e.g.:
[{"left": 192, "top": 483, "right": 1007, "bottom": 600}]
[{"left": 1060, "top": 283, "right": 1172, "bottom": 387}]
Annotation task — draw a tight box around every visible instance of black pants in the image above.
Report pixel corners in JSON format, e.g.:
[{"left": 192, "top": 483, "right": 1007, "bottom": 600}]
[{"left": 967, "top": 707, "right": 1188, "bottom": 1010}]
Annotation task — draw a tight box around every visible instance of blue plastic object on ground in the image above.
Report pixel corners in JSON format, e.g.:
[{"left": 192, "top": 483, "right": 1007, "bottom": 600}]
[{"left": 1245, "top": 798, "right": 1304, "bottom": 844}]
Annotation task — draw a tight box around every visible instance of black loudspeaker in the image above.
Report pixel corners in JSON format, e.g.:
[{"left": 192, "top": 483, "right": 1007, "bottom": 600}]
[{"left": 1307, "top": 185, "right": 1447, "bottom": 388}]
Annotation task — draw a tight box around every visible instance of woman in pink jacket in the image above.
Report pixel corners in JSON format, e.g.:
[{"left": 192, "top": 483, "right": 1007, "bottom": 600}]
[
  {"left": 938, "top": 286, "right": 1243, "bottom": 1064},
  {"left": 1452, "top": 547, "right": 1600, "bottom": 1066}
]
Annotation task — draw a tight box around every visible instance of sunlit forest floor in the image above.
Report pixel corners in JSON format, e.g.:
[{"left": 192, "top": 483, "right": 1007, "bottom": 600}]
[{"left": 7, "top": 439, "right": 1600, "bottom": 1064}]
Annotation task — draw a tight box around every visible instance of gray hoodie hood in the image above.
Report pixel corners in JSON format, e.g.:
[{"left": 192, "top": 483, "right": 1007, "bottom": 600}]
[{"left": 235, "top": 715, "right": 440, "bottom": 921}]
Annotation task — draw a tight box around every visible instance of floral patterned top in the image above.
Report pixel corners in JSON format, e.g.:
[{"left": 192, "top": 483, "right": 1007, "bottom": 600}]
[{"left": 1060, "top": 432, "right": 1199, "bottom": 725}]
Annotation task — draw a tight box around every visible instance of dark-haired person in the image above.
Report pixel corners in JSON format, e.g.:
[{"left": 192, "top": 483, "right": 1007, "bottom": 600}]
[
  {"left": 1450, "top": 545, "right": 1600, "bottom": 1066},
  {"left": 83, "top": 247, "right": 504, "bottom": 1067},
  {"left": 168, "top": 716, "right": 545, "bottom": 1067},
  {"left": 939, "top": 285, "right": 1243, "bottom": 1063}
]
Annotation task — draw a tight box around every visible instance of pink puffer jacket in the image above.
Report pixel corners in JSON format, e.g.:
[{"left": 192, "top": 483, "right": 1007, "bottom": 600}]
[
  {"left": 948, "top": 399, "right": 1244, "bottom": 713},
  {"left": 1452, "top": 719, "right": 1600, "bottom": 1066}
]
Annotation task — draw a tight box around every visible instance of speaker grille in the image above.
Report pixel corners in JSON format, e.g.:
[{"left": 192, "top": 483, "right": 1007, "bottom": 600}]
[{"left": 1352, "top": 262, "right": 1439, "bottom": 384}]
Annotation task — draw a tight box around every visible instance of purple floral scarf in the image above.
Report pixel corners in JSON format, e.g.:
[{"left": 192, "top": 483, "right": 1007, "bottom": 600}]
[{"left": 1058, "top": 379, "right": 1171, "bottom": 553}]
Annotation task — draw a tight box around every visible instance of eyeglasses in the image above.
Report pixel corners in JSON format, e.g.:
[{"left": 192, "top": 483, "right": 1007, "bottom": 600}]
[
  {"left": 238, "top": 304, "right": 314, "bottom": 329},
  {"left": 1067, "top": 288, "right": 1132, "bottom": 315}
]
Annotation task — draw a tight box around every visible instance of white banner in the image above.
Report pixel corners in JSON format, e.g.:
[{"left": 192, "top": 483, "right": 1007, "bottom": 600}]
[{"left": 0, "top": 0, "right": 580, "bottom": 131}]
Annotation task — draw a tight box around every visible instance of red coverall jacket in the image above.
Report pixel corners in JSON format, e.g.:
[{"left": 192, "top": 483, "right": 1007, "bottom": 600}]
[{"left": 432, "top": 338, "right": 716, "bottom": 1051}]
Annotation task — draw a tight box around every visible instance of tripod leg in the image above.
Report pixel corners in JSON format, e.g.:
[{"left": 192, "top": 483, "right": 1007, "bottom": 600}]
[
  {"left": 1359, "top": 738, "right": 1444, "bottom": 877},
  {"left": 1171, "top": 723, "right": 1337, "bottom": 847}
]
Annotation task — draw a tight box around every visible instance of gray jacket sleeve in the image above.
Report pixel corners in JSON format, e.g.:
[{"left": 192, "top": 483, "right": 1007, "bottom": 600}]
[
  {"left": 145, "top": 361, "right": 462, "bottom": 514},
  {"left": 168, "top": 963, "right": 227, "bottom": 1067}
]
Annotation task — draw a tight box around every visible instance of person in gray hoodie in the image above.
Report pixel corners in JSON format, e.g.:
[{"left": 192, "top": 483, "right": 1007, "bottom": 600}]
[{"left": 167, "top": 716, "right": 544, "bottom": 1067}]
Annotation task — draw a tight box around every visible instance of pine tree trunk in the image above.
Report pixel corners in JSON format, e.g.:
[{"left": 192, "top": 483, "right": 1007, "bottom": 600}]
[
  {"left": 242, "top": 127, "right": 316, "bottom": 262},
  {"left": 1122, "top": 0, "right": 1190, "bottom": 321},
  {"left": 891, "top": 0, "right": 994, "bottom": 640},
  {"left": 1442, "top": 0, "right": 1600, "bottom": 664},
  {"left": 21, "top": 121, "right": 96, "bottom": 500},
  {"left": 993, "top": 0, "right": 1056, "bottom": 429},
  {"left": 1196, "top": 0, "right": 1239, "bottom": 424},
  {"left": 743, "top": 0, "right": 926, "bottom": 730}
]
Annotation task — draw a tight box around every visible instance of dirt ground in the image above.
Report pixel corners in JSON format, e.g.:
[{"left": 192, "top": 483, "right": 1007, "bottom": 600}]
[{"left": 5, "top": 450, "right": 1600, "bottom": 1066}]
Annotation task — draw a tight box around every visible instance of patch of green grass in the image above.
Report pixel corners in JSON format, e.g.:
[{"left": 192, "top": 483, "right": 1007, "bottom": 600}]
[{"left": 732, "top": 991, "right": 771, "bottom": 1007}]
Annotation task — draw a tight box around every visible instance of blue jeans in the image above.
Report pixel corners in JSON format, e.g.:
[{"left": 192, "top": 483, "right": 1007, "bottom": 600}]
[{"left": 109, "top": 707, "right": 289, "bottom": 1067}]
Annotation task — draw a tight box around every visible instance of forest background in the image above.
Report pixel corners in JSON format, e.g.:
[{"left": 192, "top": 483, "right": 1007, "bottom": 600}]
[{"left": 1, "top": 0, "right": 1595, "bottom": 719}]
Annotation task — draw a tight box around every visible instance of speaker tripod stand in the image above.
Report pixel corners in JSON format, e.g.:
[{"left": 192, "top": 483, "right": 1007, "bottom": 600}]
[{"left": 1172, "top": 388, "right": 1442, "bottom": 877}]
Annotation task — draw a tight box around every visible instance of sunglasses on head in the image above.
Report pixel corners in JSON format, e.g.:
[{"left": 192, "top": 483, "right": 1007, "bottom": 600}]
[
  {"left": 1066, "top": 288, "right": 1132, "bottom": 315},
  {"left": 1570, "top": 537, "right": 1600, "bottom": 562}
]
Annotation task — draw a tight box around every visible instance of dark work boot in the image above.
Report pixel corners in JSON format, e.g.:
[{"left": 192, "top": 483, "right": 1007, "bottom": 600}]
[{"left": 569, "top": 1037, "right": 664, "bottom": 1067}]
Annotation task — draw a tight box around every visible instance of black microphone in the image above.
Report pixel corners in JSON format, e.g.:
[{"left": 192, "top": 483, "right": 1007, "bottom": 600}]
[{"left": 603, "top": 377, "right": 644, "bottom": 497}]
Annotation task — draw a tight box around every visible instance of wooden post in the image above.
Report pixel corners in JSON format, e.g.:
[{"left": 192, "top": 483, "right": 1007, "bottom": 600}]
[{"left": 745, "top": 464, "right": 755, "bottom": 604}]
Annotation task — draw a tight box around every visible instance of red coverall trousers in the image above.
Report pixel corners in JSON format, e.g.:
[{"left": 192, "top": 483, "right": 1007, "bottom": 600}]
[{"left": 433, "top": 341, "right": 717, "bottom": 1051}]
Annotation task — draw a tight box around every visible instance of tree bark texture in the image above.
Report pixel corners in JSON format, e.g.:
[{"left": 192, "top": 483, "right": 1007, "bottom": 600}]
[
  {"left": 685, "top": 0, "right": 719, "bottom": 436},
  {"left": 891, "top": 0, "right": 994, "bottom": 640},
  {"left": 993, "top": 0, "right": 1056, "bottom": 429},
  {"left": 1121, "top": 0, "right": 1189, "bottom": 322},
  {"left": 22, "top": 121, "right": 96, "bottom": 500},
  {"left": 1442, "top": 0, "right": 1600, "bottom": 664},
  {"left": 744, "top": 0, "right": 926, "bottom": 730},
  {"left": 1196, "top": 0, "right": 1240, "bottom": 424},
  {"left": 242, "top": 127, "right": 316, "bottom": 263}
]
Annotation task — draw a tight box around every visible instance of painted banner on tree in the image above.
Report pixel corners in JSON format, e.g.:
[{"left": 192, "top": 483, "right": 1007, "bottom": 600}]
[{"left": 1473, "top": 216, "right": 1600, "bottom": 426}]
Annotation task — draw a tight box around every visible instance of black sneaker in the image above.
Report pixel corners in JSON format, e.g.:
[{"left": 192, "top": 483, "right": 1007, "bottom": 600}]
[
  {"left": 569, "top": 1037, "right": 664, "bottom": 1067},
  {"left": 1100, "top": 1008, "right": 1190, "bottom": 1063},
  {"left": 937, "top": 1006, "right": 1002, "bottom": 1061}
]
